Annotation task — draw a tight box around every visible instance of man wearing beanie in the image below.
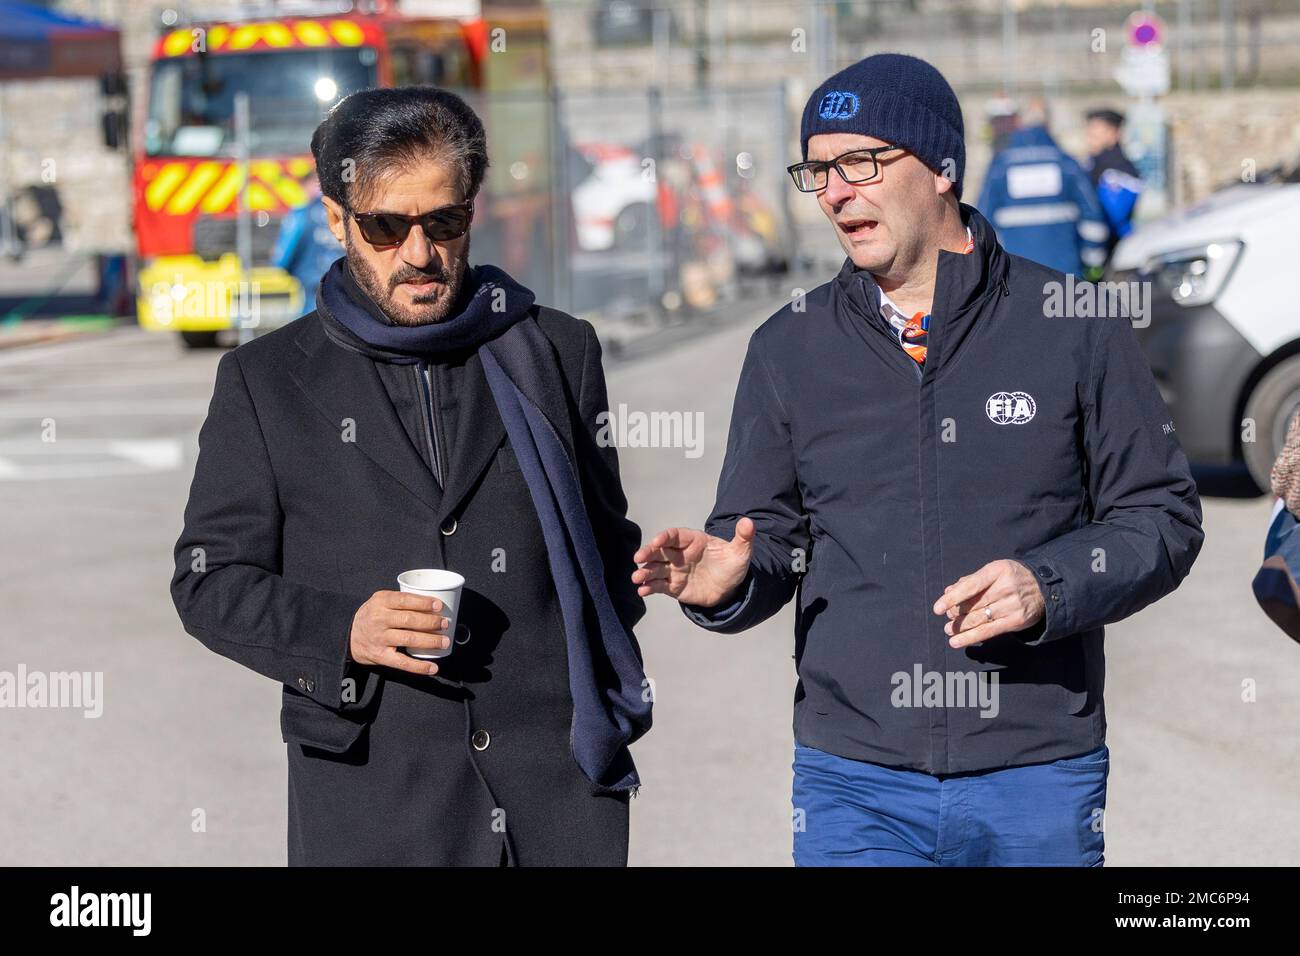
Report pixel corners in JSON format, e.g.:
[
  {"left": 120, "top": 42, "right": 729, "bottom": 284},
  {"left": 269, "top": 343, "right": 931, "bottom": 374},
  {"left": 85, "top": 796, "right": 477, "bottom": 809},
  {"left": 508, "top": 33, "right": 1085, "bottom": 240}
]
[{"left": 634, "top": 54, "right": 1203, "bottom": 865}]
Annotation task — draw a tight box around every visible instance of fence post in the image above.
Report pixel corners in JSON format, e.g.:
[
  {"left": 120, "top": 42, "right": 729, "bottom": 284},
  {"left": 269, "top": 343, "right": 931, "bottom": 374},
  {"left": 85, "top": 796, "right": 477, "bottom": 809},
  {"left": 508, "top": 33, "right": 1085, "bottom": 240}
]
[{"left": 234, "top": 91, "right": 253, "bottom": 346}]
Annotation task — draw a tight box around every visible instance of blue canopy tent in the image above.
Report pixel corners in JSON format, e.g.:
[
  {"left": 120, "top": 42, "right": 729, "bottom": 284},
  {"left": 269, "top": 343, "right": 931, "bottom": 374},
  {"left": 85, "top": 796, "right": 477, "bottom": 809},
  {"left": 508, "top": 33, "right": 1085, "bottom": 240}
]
[
  {"left": 0, "top": 3, "right": 125, "bottom": 322},
  {"left": 0, "top": 1, "right": 122, "bottom": 80}
]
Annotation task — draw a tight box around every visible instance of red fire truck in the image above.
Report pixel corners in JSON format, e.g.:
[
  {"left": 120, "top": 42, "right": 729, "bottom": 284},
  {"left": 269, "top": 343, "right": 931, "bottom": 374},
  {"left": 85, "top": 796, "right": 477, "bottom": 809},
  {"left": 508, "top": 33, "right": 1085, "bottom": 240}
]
[{"left": 134, "top": 0, "right": 552, "bottom": 346}]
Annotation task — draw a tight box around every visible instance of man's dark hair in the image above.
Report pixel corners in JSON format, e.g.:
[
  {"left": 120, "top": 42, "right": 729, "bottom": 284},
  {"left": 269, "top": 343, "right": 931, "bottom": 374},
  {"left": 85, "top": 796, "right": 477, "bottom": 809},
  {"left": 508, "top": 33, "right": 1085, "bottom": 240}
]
[
  {"left": 1085, "top": 108, "right": 1125, "bottom": 130},
  {"left": 311, "top": 86, "right": 489, "bottom": 210}
]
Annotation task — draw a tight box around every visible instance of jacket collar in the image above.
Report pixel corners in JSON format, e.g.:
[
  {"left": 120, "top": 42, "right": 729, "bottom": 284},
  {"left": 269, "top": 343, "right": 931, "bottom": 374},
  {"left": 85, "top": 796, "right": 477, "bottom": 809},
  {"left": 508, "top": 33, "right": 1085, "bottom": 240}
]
[
  {"left": 1006, "top": 124, "right": 1058, "bottom": 150},
  {"left": 834, "top": 203, "right": 1009, "bottom": 375}
]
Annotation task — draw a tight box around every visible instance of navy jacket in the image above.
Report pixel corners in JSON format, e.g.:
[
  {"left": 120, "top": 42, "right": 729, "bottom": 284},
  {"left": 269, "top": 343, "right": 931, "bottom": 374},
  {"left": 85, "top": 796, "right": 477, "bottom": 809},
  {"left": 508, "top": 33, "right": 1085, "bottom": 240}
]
[
  {"left": 976, "top": 126, "right": 1109, "bottom": 277},
  {"left": 684, "top": 205, "right": 1203, "bottom": 774},
  {"left": 1085, "top": 144, "right": 1144, "bottom": 259}
]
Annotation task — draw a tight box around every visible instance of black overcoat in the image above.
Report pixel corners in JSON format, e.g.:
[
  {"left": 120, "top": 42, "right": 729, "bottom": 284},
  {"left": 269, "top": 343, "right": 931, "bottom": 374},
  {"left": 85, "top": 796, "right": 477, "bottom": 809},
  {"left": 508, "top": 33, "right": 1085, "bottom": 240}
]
[{"left": 171, "top": 306, "right": 645, "bottom": 866}]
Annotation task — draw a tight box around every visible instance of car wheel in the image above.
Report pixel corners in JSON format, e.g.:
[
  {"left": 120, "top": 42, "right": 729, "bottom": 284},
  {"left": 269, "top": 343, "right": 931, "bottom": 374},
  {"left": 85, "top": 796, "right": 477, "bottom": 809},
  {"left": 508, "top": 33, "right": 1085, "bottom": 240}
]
[
  {"left": 180, "top": 331, "right": 222, "bottom": 349},
  {"left": 1242, "top": 355, "right": 1300, "bottom": 493},
  {"left": 612, "top": 203, "right": 650, "bottom": 249}
]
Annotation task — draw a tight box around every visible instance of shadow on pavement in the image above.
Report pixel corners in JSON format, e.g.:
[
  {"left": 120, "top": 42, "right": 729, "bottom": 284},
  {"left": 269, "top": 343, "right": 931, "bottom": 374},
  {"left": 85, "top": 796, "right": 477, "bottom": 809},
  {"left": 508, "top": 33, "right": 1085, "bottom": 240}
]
[{"left": 1192, "top": 461, "right": 1265, "bottom": 500}]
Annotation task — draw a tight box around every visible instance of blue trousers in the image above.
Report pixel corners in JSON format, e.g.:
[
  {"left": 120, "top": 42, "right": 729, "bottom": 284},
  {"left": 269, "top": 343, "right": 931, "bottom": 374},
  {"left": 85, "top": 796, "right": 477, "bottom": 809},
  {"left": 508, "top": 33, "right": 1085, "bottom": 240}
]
[{"left": 792, "top": 742, "right": 1108, "bottom": 866}]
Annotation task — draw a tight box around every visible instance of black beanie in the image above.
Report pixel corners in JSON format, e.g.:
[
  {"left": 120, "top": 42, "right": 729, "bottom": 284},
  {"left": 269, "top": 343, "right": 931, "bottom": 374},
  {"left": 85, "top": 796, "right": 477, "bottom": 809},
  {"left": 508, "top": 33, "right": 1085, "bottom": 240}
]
[{"left": 800, "top": 53, "right": 966, "bottom": 199}]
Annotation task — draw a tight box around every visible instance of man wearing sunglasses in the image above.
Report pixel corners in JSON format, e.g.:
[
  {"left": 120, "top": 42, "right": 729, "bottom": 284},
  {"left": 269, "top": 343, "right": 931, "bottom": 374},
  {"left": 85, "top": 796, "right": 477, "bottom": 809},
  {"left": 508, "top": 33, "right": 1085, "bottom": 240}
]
[
  {"left": 172, "top": 87, "right": 650, "bottom": 866},
  {"left": 634, "top": 53, "right": 1203, "bottom": 865}
]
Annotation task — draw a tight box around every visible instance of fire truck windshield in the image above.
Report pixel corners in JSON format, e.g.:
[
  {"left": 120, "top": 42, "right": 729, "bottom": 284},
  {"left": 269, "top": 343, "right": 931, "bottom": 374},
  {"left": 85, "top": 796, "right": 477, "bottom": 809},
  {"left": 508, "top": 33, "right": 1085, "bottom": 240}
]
[{"left": 144, "top": 46, "right": 378, "bottom": 158}]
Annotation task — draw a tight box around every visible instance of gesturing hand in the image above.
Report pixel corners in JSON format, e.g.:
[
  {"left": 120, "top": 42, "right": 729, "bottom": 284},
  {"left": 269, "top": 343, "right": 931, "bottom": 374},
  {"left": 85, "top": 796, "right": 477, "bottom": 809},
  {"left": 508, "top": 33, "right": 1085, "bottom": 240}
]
[
  {"left": 932, "top": 559, "right": 1046, "bottom": 649},
  {"left": 631, "top": 518, "right": 755, "bottom": 608}
]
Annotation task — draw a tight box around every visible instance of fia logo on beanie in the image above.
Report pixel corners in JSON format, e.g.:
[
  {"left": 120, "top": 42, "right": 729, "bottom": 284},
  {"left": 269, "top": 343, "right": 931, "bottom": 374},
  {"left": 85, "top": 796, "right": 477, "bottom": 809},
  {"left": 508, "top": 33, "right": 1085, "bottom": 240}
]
[{"left": 818, "top": 91, "right": 860, "bottom": 120}]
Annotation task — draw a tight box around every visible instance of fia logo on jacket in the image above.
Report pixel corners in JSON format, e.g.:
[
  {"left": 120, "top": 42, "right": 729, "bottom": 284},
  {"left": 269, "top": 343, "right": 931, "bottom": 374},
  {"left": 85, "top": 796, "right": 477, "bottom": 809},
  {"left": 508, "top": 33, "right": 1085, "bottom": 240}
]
[{"left": 986, "top": 391, "right": 1037, "bottom": 425}]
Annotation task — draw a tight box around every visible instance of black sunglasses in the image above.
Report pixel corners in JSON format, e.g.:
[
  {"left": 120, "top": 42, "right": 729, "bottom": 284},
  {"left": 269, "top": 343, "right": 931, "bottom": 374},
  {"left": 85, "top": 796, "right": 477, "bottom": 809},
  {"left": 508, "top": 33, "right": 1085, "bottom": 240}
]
[
  {"left": 346, "top": 200, "right": 474, "bottom": 246},
  {"left": 787, "top": 145, "right": 906, "bottom": 192}
]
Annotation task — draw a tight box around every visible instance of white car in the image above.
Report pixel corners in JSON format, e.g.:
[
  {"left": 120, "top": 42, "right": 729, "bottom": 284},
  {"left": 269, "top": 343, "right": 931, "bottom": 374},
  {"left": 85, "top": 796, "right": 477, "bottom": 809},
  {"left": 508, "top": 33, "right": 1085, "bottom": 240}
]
[
  {"left": 1112, "top": 173, "right": 1300, "bottom": 491},
  {"left": 569, "top": 142, "right": 657, "bottom": 252}
]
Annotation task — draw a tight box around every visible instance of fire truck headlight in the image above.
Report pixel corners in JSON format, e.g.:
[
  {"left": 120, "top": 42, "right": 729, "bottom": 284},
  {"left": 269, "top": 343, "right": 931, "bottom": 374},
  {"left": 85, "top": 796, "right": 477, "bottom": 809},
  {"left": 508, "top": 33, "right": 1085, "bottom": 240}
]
[{"left": 314, "top": 77, "right": 338, "bottom": 102}]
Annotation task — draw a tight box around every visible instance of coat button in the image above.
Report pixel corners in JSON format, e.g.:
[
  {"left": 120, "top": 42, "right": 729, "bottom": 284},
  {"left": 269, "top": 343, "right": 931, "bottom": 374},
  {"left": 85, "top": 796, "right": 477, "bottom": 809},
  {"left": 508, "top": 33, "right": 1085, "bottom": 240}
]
[
  {"left": 471, "top": 729, "right": 490, "bottom": 751},
  {"left": 1037, "top": 565, "right": 1055, "bottom": 578},
  {"left": 440, "top": 517, "right": 458, "bottom": 536},
  {"left": 1051, "top": 591, "right": 1060, "bottom": 602},
  {"left": 297, "top": 677, "right": 314, "bottom": 693},
  {"left": 455, "top": 624, "right": 472, "bottom": 645}
]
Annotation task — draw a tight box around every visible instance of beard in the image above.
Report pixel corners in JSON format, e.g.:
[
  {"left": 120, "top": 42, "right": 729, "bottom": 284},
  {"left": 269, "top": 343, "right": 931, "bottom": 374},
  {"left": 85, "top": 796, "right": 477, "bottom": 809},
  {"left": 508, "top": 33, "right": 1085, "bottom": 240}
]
[{"left": 344, "top": 225, "right": 471, "bottom": 327}]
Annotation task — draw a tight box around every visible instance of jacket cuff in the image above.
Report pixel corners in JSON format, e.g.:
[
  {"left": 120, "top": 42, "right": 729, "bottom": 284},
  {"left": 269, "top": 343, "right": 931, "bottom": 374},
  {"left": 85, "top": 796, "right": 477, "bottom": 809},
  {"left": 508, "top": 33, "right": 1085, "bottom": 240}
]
[
  {"left": 1014, "top": 555, "right": 1069, "bottom": 645},
  {"left": 293, "top": 590, "right": 364, "bottom": 707},
  {"left": 681, "top": 568, "right": 757, "bottom": 630}
]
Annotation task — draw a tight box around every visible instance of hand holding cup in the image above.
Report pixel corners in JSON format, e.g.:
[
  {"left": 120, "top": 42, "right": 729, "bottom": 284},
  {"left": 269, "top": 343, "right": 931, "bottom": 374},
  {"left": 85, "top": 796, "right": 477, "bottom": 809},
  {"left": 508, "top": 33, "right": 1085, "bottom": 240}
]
[{"left": 349, "top": 588, "right": 453, "bottom": 676}]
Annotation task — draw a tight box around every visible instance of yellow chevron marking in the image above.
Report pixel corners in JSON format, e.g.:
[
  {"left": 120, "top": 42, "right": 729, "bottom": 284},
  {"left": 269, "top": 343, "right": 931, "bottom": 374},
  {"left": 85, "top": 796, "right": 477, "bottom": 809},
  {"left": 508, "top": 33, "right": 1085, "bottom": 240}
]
[
  {"left": 249, "top": 160, "right": 281, "bottom": 182},
  {"left": 199, "top": 165, "right": 243, "bottom": 214},
  {"left": 162, "top": 29, "right": 193, "bottom": 57},
  {"left": 328, "top": 20, "right": 365, "bottom": 46},
  {"left": 269, "top": 175, "right": 308, "bottom": 208},
  {"left": 260, "top": 22, "right": 295, "bottom": 48},
  {"left": 144, "top": 163, "right": 189, "bottom": 211},
  {"left": 164, "top": 161, "right": 224, "bottom": 215},
  {"left": 227, "top": 24, "right": 263, "bottom": 51},
  {"left": 245, "top": 181, "right": 277, "bottom": 211},
  {"left": 294, "top": 21, "right": 331, "bottom": 46}
]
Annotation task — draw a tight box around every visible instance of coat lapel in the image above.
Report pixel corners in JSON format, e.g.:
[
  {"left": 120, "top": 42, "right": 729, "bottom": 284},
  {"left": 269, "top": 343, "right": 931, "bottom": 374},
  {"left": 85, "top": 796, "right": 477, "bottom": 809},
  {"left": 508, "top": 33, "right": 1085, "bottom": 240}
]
[
  {"left": 435, "top": 350, "right": 506, "bottom": 528},
  {"left": 289, "top": 319, "right": 442, "bottom": 515}
]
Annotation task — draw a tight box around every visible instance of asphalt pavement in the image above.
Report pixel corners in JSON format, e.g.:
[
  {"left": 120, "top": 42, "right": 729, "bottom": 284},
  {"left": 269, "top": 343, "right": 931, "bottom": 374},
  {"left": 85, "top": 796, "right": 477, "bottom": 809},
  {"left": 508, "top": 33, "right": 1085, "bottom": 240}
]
[{"left": 0, "top": 308, "right": 1296, "bottom": 866}]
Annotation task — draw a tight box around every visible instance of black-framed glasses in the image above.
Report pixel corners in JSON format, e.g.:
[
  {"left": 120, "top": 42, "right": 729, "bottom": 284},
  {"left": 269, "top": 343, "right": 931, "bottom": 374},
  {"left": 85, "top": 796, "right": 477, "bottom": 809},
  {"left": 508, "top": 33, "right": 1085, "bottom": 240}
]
[
  {"left": 786, "top": 145, "right": 906, "bottom": 192},
  {"left": 346, "top": 200, "right": 474, "bottom": 246}
]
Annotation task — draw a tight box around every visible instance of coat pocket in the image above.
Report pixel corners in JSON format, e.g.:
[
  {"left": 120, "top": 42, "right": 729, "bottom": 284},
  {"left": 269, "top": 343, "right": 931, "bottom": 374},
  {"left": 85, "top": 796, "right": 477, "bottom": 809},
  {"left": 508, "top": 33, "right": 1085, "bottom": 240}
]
[{"left": 280, "top": 688, "right": 367, "bottom": 754}]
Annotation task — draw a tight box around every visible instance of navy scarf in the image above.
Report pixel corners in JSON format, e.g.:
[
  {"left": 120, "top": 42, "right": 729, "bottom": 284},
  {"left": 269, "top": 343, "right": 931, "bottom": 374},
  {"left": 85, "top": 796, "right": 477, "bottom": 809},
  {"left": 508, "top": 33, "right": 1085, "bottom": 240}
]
[{"left": 316, "top": 257, "right": 651, "bottom": 791}]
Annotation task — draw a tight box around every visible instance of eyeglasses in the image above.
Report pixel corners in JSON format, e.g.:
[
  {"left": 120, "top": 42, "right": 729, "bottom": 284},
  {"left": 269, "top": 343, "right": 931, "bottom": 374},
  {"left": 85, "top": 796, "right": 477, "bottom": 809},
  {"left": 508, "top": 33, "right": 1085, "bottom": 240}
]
[
  {"left": 346, "top": 201, "right": 474, "bottom": 247},
  {"left": 786, "top": 146, "right": 906, "bottom": 192}
]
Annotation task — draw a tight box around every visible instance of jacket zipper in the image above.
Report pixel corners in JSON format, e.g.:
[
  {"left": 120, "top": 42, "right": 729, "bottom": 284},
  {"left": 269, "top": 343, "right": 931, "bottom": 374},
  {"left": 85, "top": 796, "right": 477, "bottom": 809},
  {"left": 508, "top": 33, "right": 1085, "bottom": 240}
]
[
  {"left": 862, "top": 274, "right": 925, "bottom": 383},
  {"left": 415, "top": 361, "right": 443, "bottom": 488}
]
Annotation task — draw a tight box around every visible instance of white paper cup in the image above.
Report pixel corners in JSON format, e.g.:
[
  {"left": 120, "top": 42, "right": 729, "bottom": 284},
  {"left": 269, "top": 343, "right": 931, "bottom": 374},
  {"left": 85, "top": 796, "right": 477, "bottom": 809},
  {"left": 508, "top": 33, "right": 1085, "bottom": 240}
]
[{"left": 397, "top": 569, "right": 464, "bottom": 660}]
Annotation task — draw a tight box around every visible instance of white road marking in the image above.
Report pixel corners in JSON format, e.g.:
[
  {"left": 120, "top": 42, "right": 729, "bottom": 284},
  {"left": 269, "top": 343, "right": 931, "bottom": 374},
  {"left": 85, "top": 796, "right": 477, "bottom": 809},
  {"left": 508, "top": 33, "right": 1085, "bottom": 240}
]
[
  {"left": 0, "top": 328, "right": 153, "bottom": 368},
  {"left": 0, "top": 438, "right": 186, "bottom": 480},
  {"left": 0, "top": 401, "right": 210, "bottom": 418},
  {"left": 109, "top": 439, "right": 184, "bottom": 471}
]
